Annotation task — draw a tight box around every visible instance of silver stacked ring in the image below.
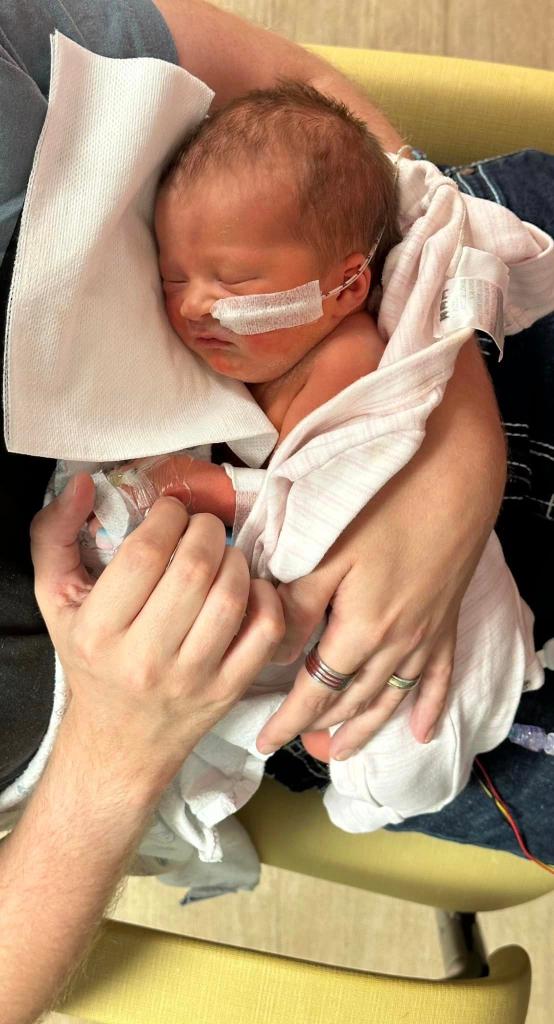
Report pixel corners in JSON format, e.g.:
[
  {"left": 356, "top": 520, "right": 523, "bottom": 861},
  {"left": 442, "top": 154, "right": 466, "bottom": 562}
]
[{"left": 305, "top": 644, "right": 356, "bottom": 692}]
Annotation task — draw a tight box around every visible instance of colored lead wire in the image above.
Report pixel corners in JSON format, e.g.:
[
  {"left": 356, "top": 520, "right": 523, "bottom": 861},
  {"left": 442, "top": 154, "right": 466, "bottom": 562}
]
[{"left": 473, "top": 757, "right": 554, "bottom": 876}]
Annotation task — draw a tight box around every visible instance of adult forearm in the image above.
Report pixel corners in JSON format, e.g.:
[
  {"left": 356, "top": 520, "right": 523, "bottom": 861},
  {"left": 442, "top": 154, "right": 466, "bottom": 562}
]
[
  {"left": 406, "top": 337, "right": 506, "bottom": 538},
  {"left": 0, "top": 709, "right": 165, "bottom": 1024},
  {"left": 154, "top": 0, "right": 406, "bottom": 151}
]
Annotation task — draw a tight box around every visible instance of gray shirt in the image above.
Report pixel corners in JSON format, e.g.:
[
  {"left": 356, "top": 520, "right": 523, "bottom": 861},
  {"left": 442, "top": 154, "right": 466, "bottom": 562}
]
[
  {"left": 0, "top": 0, "right": 177, "bottom": 790},
  {"left": 0, "top": 0, "right": 178, "bottom": 262}
]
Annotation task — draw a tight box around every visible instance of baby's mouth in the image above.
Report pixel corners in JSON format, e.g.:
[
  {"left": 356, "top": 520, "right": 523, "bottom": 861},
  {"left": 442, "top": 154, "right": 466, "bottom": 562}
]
[
  {"left": 188, "top": 321, "right": 235, "bottom": 346},
  {"left": 193, "top": 334, "right": 235, "bottom": 349}
]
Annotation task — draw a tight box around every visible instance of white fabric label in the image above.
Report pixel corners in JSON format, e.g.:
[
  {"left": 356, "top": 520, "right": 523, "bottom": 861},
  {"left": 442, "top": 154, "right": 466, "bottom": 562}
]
[{"left": 438, "top": 277, "right": 505, "bottom": 354}]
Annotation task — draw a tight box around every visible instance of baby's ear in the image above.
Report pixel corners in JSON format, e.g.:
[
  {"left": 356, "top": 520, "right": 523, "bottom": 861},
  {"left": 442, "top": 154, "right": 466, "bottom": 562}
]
[{"left": 336, "top": 252, "right": 371, "bottom": 312}]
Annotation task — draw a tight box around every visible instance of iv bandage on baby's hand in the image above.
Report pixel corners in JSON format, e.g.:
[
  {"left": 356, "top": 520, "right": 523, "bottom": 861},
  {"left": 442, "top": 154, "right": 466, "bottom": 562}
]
[
  {"left": 108, "top": 454, "right": 193, "bottom": 513},
  {"left": 83, "top": 455, "right": 195, "bottom": 576}
]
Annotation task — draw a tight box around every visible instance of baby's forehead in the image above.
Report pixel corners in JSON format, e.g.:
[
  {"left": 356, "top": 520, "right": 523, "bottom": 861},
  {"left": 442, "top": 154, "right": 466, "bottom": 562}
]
[{"left": 157, "top": 173, "right": 305, "bottom": 253}]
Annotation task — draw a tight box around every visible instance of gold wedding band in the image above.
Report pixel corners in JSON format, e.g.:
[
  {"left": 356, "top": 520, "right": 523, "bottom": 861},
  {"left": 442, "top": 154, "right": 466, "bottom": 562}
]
[{"left": 386, "top": 672, "right": 422, "bottom": 691}]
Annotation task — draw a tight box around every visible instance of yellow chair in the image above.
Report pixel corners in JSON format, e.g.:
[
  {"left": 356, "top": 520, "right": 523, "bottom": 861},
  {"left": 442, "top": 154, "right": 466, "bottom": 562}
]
[{"left": 58, "top": 49, "right": 554, "bottom": 1023}]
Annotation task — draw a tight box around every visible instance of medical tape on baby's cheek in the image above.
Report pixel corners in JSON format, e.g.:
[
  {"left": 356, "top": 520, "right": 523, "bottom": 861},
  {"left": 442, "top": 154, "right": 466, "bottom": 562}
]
[
  {"left": 211, "top": 236, "right": 381, "bottom": 335},
  {"left": 211, "top": 280, "right": 324, "bottom": 335}
]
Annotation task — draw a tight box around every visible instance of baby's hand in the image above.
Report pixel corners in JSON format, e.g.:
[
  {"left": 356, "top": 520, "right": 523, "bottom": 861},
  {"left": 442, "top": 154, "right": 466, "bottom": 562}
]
[
  {"left": 84, "top": 457, "right": 191, "bottom": 554},
  {"left": 85, "top": 514, "right": 115, "bottom": 552},
  {"left": 110, "top": 455, "right": 195, "bottom": 512},
  {"left": 107, "top": 455, "right": 237, "bottom": 527}
]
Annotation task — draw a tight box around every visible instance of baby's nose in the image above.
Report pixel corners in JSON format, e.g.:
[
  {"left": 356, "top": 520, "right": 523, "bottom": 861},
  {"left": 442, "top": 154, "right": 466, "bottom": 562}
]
[{"left": 178, "top": 286, "right": 215, "bottom": 322}]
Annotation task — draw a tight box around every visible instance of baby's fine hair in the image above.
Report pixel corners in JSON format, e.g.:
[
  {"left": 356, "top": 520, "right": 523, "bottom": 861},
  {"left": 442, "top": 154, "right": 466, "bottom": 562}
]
[{"left": 161, "top": 81, "right": 401, "bottom": 292}]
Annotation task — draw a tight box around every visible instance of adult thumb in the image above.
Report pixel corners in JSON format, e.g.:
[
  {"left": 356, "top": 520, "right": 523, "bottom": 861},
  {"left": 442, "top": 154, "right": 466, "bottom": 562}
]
[
  {"left": 273, "top": 564, "right": 339, "bottom": 663},
  {"left": 31, "top": 473, "right": 96, "bottom": 607}
]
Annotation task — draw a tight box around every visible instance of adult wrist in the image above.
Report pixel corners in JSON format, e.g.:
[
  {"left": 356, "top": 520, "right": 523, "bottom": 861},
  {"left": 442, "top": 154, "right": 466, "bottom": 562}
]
[{"left": 53, "top": 704, "right": 177, "bottom": 818}]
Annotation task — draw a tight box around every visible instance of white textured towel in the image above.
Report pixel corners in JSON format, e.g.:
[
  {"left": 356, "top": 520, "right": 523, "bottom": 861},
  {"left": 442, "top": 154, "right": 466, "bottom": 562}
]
[{"left": 3, "top": 33, "right": 276, "bottom": 465}]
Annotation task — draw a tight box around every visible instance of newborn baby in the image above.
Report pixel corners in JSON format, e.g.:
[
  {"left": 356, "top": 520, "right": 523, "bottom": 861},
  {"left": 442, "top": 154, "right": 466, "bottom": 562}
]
[
  {"left": 82, "top": 81, "right": 542, "bottom": 841},
  {"left": 155, "top": 81, "right": 397, "bottom": 447},
  {"left": 152, "top": 81, "right": 398, "bottom": 761}
]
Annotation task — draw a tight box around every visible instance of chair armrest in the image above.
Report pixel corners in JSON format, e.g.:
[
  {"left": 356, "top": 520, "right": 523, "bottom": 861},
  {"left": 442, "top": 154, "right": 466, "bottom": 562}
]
[
  {"left": 306, "top": 45, "right": 554, "bottom": 163},
  {"left": 58, "top": 920, "right": 531, "bottom": 1024}
]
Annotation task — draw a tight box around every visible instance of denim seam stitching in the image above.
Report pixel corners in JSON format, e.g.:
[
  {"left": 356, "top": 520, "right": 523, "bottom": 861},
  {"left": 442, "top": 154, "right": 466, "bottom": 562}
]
[
  {"left": 477, "top": 163, "right": 504, "bottom": 205},
  {"left": 453, "top": 170, "right": 477, "bottom": 196},
  {"left": 443, "top": 148, "right": 535, "bottom": 174}
]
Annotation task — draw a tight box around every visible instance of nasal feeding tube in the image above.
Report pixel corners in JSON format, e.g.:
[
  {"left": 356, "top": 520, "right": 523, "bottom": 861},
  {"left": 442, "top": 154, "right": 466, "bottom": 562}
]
[
  {"left": 210, "top": 145, "right": 410, "bottom": 336},
  {"left": 211, "top": 232, "right": 383, "bottom": 336}
]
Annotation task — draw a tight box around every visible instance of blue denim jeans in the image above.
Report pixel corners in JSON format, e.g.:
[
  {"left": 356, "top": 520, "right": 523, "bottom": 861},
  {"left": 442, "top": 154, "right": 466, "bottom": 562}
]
[{"left": 267, "top": 150, "right": 554, "bottom": 862}]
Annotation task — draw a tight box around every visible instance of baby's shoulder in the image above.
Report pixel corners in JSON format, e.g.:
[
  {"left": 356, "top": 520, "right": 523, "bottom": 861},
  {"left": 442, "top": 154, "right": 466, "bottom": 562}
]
[{"left": 312, "top": 311, "right": 385, "bottom": 383}]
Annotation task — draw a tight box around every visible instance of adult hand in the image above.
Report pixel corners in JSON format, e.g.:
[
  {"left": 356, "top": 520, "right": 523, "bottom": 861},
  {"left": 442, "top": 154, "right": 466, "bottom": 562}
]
[
  {"left": 256, "top": 340, "right": 506, "bottom": 760},
  {"left": 32, "top": 473, "right": 284, "bottom": 793}
]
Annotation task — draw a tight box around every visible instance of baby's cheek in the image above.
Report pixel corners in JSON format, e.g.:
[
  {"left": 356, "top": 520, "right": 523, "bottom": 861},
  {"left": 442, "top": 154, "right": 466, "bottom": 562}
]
[
  {"left": 164, "top": 300, "right": 186, "bottom": 342},
  {"left": 244, "top": 331, "right": 296, "bottom": 370}
]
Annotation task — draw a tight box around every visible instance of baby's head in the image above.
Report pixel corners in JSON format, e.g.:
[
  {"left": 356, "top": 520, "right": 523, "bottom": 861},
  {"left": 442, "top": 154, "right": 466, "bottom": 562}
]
[{"left": 155, "top": 81, "right": 400, "bottom": 383}]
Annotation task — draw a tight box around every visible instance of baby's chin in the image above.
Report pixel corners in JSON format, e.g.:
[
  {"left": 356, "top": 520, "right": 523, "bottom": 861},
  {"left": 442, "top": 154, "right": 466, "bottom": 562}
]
[{"left": 197, "top": 349, "right": 270, "bottom": 383}]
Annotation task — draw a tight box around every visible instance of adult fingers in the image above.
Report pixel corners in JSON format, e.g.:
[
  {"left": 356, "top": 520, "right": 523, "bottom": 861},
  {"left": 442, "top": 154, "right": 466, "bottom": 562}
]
[
  {"left": 409, "top": 625, "right": 457, "bottom": 743},
  {"left": 256, "top": 626, "right": 378, "bottom": 755},
  {"left": 81, "top": 496, "right": 190, "bottom": 634},
  {"left": 31, "top": 473, "right": 96, "bottom": 612},
  {"left": 324, "top": 632, "right": 455, "bottom": 758},
  {"left": 272, "top": 566, "right": 340, "bottom": 664},
  {"left": 327, "top": 683, "right": 413, "bottom": 759},
  {"left": 174, "top": 544, "right": 251, "bottom": 669},
  {"left": 129, "top": 513, "right": 228, "bottom": 659},
  {"left": 304, "top": 638, "right": 429, "bottom": 732},
  {"left": 222, "top": 578, "right": 286, "bottom": 695}
]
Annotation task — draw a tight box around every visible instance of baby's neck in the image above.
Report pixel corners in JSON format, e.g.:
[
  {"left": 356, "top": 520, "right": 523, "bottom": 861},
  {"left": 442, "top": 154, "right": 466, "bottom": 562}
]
[{"left": 247, "top": 355, "right": 313, "bottom": 433}]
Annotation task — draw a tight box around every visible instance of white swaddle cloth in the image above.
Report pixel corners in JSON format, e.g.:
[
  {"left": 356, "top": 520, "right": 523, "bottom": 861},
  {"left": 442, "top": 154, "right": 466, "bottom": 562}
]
[
  {"left": 2, "top": 34, "right": 554, "bottom": 899},
  {"left": 3, "top": 32, "right": 276, "bottom": 465}
]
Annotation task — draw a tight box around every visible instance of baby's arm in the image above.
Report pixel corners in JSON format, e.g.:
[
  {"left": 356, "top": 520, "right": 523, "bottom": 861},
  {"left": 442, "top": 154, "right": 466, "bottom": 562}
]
[
  {"left": 100, "top": 315, "right": 384, "bottom": 537},
  {"left": 278, "top": 312, "right": 385, "bottom": 442}
]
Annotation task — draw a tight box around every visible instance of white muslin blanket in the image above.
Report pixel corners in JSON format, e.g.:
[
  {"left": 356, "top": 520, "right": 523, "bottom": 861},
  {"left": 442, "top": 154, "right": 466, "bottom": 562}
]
[
  {"left": 2, "top": 35, "right": 554, "bottom": 899},
  {"left": 3, "top": 32, "right": 277, "bottom": 466}
]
